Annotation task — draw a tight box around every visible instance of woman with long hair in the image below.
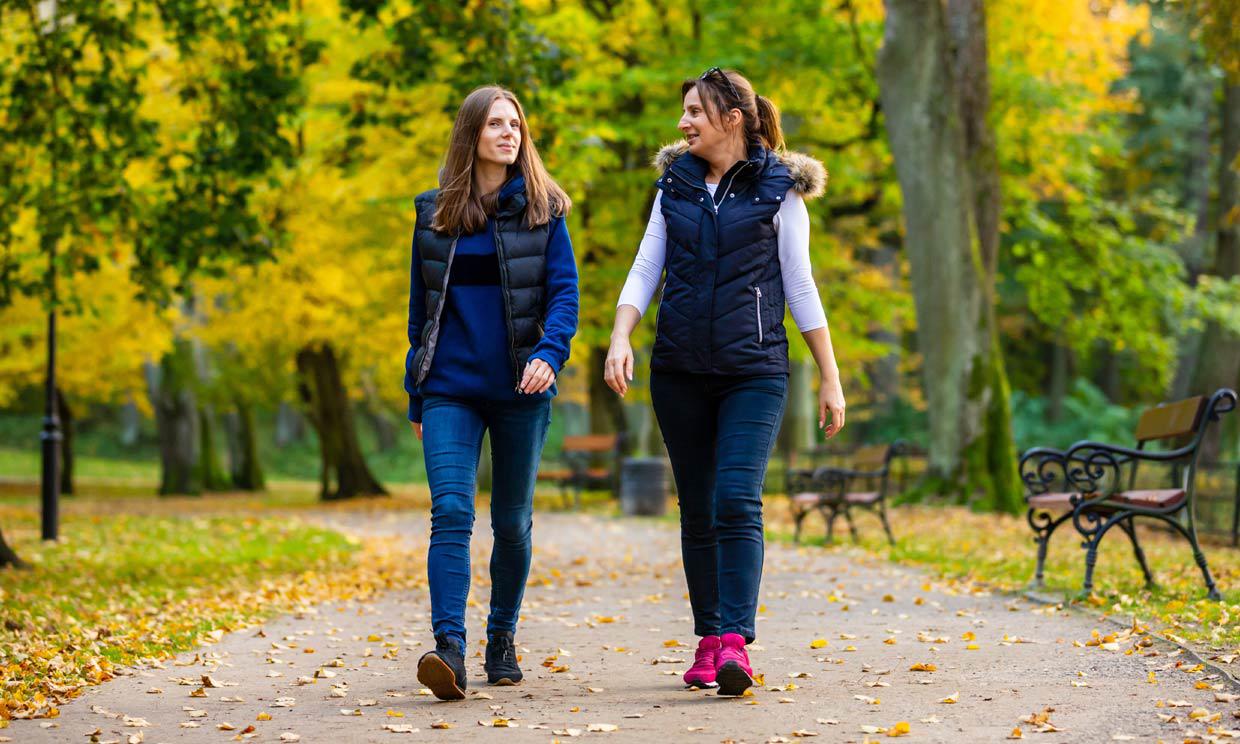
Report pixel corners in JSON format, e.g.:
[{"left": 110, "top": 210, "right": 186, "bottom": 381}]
[
  {"left": 604, "top": 68, "right": 844, "bottom": 696},
  {"left": 404, "top": 85, "right": 578, "bottom": 700}
]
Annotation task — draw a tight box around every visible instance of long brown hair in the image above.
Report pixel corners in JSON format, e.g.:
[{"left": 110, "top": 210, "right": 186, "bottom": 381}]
[
  {"left": 682, "top": 68, "right": 785, "bottom": 152},
  {"left": 432, "top": 86, "right": 570, "bottom": 235}
]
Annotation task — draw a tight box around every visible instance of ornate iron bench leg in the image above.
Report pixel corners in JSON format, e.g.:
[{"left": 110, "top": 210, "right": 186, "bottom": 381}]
[
  {"left": 1078, "top": 509, "right": 1122, "bottom": 598},
  {"left": 842, "top": 505, "right": 860, "bottom": 543},
  {"left": 1117, "top": 517, "right": 1155, "bottom": 588},
  {"left": 823, "top": 503, "right": 839, "bottom": 545},
  {"left": 1027, "top": 509, "right": 1065, "bottom": 590},
  {"left": 792, "top": 505, "right": 807, "bottom": 544},
  {"left": 878, "top": 500, "right": 895, "bottom": 546}
]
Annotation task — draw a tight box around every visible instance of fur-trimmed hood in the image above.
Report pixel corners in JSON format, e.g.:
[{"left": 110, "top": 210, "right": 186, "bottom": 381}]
[{"left": 652, "top": 141, "right": 827, "bottom": 200}]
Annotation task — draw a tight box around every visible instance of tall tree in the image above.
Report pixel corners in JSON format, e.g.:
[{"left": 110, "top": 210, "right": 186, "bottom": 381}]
[
  {"left": 0, "top": 0, "right": 154, "bottom": 548},
  {"left": 1187, "top": 0, "right": 1240, "bottom": 459},
  {"left": 877, "top": 0, "right": 1020, "bottom": 511},
  {"left": 139, "top": 0, "right": 305, "bottom": 494}
]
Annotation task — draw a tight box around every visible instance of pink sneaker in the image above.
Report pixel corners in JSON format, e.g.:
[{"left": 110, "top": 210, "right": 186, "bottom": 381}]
[
  {"left": 715, "top": 633, "right": 754, "bottom": 696},
  {"left": 683, "top": 635, "right": 721, "bottom": 687}
]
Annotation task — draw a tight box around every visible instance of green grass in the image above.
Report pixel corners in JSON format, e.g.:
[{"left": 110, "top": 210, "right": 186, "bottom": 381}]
[
  {"left": 0, "top": 507, "right": 359, "bottom": 719},
  {"left": 762, "top": 502, "right": 1240, "bottom": 651}
]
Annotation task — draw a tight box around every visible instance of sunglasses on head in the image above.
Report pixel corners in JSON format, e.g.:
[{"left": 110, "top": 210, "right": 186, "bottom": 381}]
[{"left": 699, "top": 66, "right": 741, "bottom": 101}]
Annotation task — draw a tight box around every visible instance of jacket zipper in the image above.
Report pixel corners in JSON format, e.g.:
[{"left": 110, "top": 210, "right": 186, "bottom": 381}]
[
  {"left": 752, "top": 285, "right": 763, "bottom": 343},
  {"left": 416, "top": 236, "right": 459, "bottom": 385},
  {"left": 492, "top": 224, "right": 523, "bottom": 389}
]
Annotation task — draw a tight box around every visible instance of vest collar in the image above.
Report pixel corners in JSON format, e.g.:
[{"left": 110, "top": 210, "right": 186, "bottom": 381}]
[
  {"left": 494, "top": 175, "right": 528, "bottom": 219},
  {"left": 667, "top": 143, "right": 772, "bottom": 191}
]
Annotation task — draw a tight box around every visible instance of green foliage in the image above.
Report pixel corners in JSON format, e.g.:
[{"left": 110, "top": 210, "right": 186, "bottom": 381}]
[
  {"left": 1010, "top": 378, "right": 1141, "bottom": 451},
  {"left": 0, "top": 0, "right": 154, "bottom": 306}
]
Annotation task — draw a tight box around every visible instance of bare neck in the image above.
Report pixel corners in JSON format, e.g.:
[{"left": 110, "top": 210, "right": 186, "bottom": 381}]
[
  {"left": 704, "top": 138, "right": 748, "bottom": 183},
  {"left": 474, "top": 160, "right": 508, "bottom": 198}
]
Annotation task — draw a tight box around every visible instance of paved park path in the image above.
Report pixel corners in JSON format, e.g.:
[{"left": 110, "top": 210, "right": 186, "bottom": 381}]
[{"left": 10, "top": 510, "right": 1237, "bottom": 743}]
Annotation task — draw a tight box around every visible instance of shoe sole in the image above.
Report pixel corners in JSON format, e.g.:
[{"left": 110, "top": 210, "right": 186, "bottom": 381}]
[
  {"left": 487, "top": 676, "right": 520, "bottom": 686},
  {"left": 417, "top": 654, "right": 466, "bottom": 701},
  {"left": 715, "top": 661, "right": 753, "bottom": 696}
]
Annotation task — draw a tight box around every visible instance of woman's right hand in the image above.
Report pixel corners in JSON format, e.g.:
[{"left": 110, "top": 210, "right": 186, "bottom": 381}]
[
  {"left": 603, "top": 334, "right": 634, "bottom": 396},
  {"left": 409, "top": 421, "right": 422, "bottom": 441}
]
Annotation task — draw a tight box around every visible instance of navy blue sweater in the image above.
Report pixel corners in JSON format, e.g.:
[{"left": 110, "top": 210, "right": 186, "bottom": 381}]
[{"left": 404, "top": 185, "right": 579, "bottom": 423}]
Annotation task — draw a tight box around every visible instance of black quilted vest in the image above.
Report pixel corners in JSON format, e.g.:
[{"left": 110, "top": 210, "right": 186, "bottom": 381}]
[
  {"left": 653, "top": 145, "right": 795, "bottom": 376},
  {"left": 410, "top": 181, "right": 548, "bottom": 387}
]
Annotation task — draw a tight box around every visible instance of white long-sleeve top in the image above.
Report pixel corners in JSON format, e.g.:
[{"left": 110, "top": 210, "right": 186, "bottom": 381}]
[{"left": 616, "top": 185, "right": 828, "bottom": 332}]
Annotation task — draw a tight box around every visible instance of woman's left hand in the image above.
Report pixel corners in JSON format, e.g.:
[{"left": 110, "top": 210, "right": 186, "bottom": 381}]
[
  {"left": 519, "top": 358, "right": 556, "bottom": 394},
  {"left": 819, "top": 376, "right": 846, "bottom": 438}
]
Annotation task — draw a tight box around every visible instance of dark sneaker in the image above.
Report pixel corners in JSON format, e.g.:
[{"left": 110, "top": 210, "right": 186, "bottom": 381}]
[
  {"left": 484, "top": 631, "right": 523, "bottom": 686},
  {"left": 417, "top": 634, "right": 467, "bottom": 700}
]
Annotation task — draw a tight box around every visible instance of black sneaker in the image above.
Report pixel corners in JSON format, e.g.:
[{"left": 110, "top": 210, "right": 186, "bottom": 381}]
[
  {"left": 484, "top": 631, "right": 523, "bottom": 685},
  {"left": 417, "top": 633, "right": 467, "bottom": 700}
]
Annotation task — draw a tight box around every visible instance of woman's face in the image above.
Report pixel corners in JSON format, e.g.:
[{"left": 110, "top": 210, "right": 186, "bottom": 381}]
[
  {"left": 476, "top": 98, "right": 521, "bottom": 167},
  {"left": 679, "top": 85, "right": 737, "bottom": 157}
]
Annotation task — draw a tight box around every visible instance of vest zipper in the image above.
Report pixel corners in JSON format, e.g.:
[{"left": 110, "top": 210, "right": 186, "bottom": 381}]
[
  {"left": 492, "top": 223, "right": 522, "bottom": 389},
  {"left": 417, "top": 235, "right": 459, "bottom": 385},
  {"left": 752, "top": 285, "right": 763, "bottom": 343}
]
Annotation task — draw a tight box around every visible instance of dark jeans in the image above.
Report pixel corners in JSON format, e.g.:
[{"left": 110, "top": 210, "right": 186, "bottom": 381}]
[
  {"left": 421, "top": 394, "right": 552, "bottom": 646},
  {"left": 650, "top": 371, "right": 788, "bottom": 643}
]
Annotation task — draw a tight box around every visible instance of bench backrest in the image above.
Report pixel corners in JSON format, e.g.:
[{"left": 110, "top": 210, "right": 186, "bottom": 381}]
[
  {"left": 1134, "top": 395, "right": 1206, "bottom": 444},
  {"left": 852, "top": 444, "right": 891, "bottom": 469},
  {"left": 562, "top": 434, "right": 619, "bottom": 454}
]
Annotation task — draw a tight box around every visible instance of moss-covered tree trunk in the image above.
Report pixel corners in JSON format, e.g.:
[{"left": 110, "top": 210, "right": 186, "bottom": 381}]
[
  {"left": 56, "top": 387, "right": 73, "bottom": 496},
  {"left": 0, "top": 527, "right": 23, "bottom": 568},
  {"left": 1191, "top": 82, "right": 1240, "bottom": 461},
  {"left": 296, "top": 344, "right": 386, "bottom": 500},
  {"left": 877, "top": 0, "right": 1020, "bottom": 512}
]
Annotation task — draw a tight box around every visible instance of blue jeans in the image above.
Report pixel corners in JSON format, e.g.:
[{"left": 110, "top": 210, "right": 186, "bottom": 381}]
[
  {"left": 650, "top": 372, "right": 788, "bottom": 643},
  {"left": 421, "top": 395, "right": 552, "bottom": 646}
]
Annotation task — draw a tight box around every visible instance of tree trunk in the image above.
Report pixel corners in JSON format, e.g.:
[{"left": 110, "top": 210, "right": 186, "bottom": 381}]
[
  {"left": 225, "top": 402, "right": 265, "bottom": 491},
  {"left": 296, "top": 344, "right": 386, "bottom": 500},
  {"left": 1047, "top": 340, "right": 1070, "bottom": 424},
  {"left": 588, "top": 345, "right": 628, "bottom": 452},
  {"left": 147, "top": 343, "right": 203, "bottom": 496},
  {"left": 866, "top": 241, "right": 903, "bottom": 427},
  {"left": 1192, "top": 83, "right": 1240, "bottom": 461},
  {"left": 877, "top": 0, "right": 1020, "bottom": 511},
  {"left": 199, "top": 405, "right": 231, "bottom": 491},
  {"left": 275, "top": 401, "right": 306, "bottom": 448},
  {"left": 118, "top": 400, "right": 141, "bottom": 447},
  {"left": 0, "top": 527, "right": 23, "bottom": 568},
  {"left": 56, "top": 387, "right": 73, "bottom": 496},
  {"left": 778, "top": 360, "right": 817, "bottom": 470}
]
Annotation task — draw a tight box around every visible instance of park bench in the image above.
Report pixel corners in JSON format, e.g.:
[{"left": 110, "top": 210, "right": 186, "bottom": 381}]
[
  {"left": 788, "top": 442, "right": 905, "bottom": 545},
  {"left": 1020, "top": 388, "right": 1237, "bottom": 600},
  {"left": 537, "top": 433, "right": 621, "bottom": 509}
]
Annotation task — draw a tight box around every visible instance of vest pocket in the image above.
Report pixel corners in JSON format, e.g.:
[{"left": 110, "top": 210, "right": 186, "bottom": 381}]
[{"left": 751, "top": 285, "right": 764, "bottom": 344}]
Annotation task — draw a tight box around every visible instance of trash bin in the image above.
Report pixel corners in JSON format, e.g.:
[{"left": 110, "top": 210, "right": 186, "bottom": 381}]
[{"left": 619, "top": 457, "right": 670, "bottom": 516}]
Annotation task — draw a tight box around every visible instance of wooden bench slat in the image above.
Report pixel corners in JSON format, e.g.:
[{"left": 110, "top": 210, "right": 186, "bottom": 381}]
[
  {"left": 561, "top": 434, "right": 619, "bottom": 453},
  {"left": 1027, "top": 492, "right": 1077, "bottom": 511},
  {"left": 844, "top": 491, "right": 881, "bottom": 505},
  {"left": 1111, "top": 488, "right": 1186, "bottom": 509},
  {"left": 1135, "top": 396, "right": 1205, "bottom": 442}
]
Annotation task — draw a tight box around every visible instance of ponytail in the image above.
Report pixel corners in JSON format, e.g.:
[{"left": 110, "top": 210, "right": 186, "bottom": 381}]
[{"left": 753, "top": 95, "right": 785, "bottom": 152}]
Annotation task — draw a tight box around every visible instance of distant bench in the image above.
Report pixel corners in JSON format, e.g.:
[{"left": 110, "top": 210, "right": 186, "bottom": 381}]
[
  {"left": 787, "top": 442, "right": 907, "bottom": 545},
  {"left": 538, "top": 434, "right": 621, "bottom": 509}
]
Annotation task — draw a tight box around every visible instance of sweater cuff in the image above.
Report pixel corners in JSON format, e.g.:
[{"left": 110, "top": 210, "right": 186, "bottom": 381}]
[
  {"left": 408, "top": 395, "right": 424, "bottom": 424},
  {"left": 528, "top": 350, "right": 564, "bottom": 373}
]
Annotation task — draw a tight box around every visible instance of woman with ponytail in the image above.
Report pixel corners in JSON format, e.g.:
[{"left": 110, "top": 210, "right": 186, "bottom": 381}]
[
  {"left": 405, "top": 86, "right": 578, "bottom": 700},
  {"left": 604, "top": 68, "right": 845, "bottom": 696}
]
